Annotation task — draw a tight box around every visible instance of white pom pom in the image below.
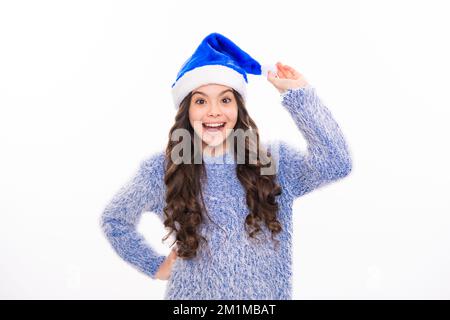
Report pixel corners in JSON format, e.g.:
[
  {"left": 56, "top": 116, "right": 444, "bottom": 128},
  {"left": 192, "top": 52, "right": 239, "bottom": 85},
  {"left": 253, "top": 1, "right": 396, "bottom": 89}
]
[{"left": 260, "top": 64, "right": 277, "bottom": 77}]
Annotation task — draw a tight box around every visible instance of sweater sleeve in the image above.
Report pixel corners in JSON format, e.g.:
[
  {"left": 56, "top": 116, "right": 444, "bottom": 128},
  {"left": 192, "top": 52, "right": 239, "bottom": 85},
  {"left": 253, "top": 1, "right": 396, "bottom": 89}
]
[
  {"left": 99, "top": 152, "right": 167, "bottom": 279},
  {"left": 273, "top": 85, "right": 353, "bottom": 199}
]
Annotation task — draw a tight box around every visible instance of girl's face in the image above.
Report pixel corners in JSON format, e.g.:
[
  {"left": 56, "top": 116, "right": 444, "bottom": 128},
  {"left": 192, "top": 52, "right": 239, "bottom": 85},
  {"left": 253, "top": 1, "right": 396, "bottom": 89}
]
[{"left": 189, "top": 84, "right": 238, "bottom": 150}]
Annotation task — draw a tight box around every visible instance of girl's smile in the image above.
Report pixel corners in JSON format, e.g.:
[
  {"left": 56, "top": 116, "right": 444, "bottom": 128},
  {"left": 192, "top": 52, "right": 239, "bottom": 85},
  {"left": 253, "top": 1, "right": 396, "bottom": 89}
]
[{"left": 202, "top": 121, "right": 226, "bottom": 132}]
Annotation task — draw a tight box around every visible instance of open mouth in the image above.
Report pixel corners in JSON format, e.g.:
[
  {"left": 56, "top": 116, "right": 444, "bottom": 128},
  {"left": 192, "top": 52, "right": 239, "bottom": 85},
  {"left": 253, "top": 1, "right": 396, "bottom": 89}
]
[{"left": 202, "top": 122, "right": 226, "bottom": 132}]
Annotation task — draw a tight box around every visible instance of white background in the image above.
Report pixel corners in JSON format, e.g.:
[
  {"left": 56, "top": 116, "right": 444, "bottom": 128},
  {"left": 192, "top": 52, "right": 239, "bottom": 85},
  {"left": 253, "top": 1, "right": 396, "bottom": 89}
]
[{"left": 1, "top": 0, "right": 449, "bottom": 299}]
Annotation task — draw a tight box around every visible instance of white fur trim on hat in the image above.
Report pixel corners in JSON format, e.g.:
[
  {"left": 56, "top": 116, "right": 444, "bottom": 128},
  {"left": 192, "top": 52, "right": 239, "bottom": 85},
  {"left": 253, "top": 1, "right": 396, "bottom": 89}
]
[
  {"left": 171, "top": 64, "right": 247, "bottom": 109},
  {"left": 260, "top": 64, "right": 277, "bottom": 78}
]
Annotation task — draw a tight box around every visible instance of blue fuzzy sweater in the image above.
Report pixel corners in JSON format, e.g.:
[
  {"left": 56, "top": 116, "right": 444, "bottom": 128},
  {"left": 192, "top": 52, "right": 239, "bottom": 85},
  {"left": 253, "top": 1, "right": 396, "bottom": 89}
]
[{"left": 100, "top": 85, "right": 352, "bottom": 300}]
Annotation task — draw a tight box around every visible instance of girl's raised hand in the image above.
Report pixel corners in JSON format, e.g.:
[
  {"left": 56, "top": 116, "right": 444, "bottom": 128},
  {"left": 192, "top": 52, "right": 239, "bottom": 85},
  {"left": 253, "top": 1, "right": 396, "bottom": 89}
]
[{"left": 267, "top": 61, "right": 309, "bottom": 94}]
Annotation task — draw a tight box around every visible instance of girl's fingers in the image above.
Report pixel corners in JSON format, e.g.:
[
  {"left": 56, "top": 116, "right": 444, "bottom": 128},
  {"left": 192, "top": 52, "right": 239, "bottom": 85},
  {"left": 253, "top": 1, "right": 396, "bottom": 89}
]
[
  {"left": 283, "top": 65, "right": 295, "bottom": 78},
  {"left": 284, "top": 65, "right": 301, "bottom": 78},
  {"left": 170, "top": 247, "right": 178, "bottom": 259},
  {"left": 276, "top": 69, "right": 285, "bottom": 78},
  {"left": 276, "top": 64, "right": 288, "bottom": 78},
  {"left": 282, "top": 69, "right": 293, "bottom": 79}
]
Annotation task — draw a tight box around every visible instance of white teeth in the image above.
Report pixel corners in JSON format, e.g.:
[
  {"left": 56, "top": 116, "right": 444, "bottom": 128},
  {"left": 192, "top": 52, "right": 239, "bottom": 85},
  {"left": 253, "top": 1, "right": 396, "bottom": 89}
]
[{"left": 204, "top": 122, "right": 224, "bottom": 128}]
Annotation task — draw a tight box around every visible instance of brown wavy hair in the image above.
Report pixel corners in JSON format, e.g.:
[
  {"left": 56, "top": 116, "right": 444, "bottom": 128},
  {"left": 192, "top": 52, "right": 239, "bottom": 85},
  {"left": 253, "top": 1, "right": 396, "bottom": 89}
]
[{"left": 161, "top": 88, "right": 283, "bottom": 259}]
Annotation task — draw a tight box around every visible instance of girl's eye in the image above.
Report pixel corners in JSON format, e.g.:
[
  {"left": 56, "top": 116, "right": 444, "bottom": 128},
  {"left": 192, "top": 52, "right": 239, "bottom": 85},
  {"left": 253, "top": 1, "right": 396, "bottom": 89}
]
[{"left": 194, "top": 97, "right": 231, "bottom": 104}]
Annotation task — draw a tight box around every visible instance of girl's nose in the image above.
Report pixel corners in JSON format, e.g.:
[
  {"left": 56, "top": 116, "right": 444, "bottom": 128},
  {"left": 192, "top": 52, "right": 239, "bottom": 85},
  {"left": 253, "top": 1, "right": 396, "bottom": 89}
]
[{"left": 208, "top": 103, "right": 222, "bottom": 116}]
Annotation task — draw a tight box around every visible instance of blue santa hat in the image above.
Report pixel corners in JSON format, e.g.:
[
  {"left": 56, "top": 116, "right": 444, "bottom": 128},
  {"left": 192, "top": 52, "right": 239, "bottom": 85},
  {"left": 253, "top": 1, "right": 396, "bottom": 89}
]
[{"left": 171, "top": 32, "right": 277, "bottom": 109}]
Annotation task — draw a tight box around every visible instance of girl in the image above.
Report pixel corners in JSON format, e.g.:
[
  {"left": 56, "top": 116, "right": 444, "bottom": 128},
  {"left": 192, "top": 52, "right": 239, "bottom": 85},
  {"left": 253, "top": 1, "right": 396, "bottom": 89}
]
[{"left": 100, "top": 33, "right": 352, "bottom": 300}]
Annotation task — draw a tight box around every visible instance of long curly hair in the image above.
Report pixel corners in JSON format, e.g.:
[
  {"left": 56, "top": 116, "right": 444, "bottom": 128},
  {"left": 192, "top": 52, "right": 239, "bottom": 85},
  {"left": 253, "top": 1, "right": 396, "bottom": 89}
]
[{"left": 161, "top": 88, "right": 283, "bottom": 259}]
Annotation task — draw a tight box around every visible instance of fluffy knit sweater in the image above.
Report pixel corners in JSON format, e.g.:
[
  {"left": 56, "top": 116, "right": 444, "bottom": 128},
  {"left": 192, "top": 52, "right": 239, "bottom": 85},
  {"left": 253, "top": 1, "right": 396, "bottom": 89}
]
[{"left": 100, "top": 85, "right": 352, "bottom": 300}]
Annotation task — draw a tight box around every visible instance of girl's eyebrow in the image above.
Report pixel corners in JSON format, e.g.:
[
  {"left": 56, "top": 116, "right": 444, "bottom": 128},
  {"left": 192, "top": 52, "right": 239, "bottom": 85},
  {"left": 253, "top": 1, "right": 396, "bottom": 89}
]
[{"left": 192, "top": 89, "right": 233, "bottom": 97}]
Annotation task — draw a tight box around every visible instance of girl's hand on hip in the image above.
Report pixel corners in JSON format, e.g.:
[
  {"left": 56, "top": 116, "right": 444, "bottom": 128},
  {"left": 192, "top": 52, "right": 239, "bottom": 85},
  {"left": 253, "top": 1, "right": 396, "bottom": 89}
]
[
  {"left": 267, "top": 61, "right": 309, "bottom": 94},
  {"left": 154, "top": 246, "right": 178, "bottom": 280}
]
